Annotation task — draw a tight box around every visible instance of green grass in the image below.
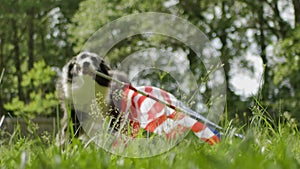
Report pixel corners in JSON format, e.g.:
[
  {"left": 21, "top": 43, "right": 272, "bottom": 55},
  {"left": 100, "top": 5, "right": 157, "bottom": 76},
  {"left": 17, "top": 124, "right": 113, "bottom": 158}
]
[{"left": 1, "top": 104, "right": 300, "bottom": 169}]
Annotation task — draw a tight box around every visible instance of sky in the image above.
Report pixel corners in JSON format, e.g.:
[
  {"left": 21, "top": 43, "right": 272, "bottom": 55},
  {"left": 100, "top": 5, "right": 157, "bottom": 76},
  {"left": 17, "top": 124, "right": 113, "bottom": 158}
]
[
  {"left": 230, "top": 53, "right": 263, "bottom": 98},
  {"left": 229, "top": 0, "right": 295, "bottom": 98}
]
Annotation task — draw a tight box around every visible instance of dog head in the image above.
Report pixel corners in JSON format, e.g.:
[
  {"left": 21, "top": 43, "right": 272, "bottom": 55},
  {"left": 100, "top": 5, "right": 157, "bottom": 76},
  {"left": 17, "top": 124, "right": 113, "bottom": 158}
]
[{"left": 62, "top": 52, "right": 112, "bottom": 99}]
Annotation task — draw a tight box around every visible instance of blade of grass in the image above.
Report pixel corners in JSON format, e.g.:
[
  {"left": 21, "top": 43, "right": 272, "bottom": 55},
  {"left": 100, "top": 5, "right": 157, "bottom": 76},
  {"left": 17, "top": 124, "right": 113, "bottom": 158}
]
[
  {"left": 0, "top": 115, "right": 5, "bottom": 128},
  {"left": 0, "top": 68, "right": 4, "bottom": 84}
]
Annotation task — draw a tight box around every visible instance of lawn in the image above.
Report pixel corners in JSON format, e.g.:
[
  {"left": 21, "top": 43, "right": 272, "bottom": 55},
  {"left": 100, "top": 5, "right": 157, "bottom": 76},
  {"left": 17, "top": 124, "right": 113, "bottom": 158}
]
[{"left": 1, "top": 106, "right": 300, "bottom": 169}]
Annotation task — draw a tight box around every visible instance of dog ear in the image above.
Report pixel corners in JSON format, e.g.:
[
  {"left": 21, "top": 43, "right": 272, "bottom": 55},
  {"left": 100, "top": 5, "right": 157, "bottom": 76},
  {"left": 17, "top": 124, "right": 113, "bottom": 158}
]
[
  {"left": 95, "top": 60, "right": 111, "bottom": 86},
  {"left": 98, "top": 60, "right": 111, "bottom": 75},
  {"left": 65, "top": 58, "right": 77, "bottom": 83}
]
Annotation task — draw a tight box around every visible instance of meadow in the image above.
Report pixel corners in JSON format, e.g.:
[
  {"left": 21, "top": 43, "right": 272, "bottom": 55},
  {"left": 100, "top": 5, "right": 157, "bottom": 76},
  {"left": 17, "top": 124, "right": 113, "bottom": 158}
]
[
  {"left": 1, "top": 1, "right": 300, "bottom": 168},
  {"left": 1, "top": 104, "right": 299, "bottom": 169}
]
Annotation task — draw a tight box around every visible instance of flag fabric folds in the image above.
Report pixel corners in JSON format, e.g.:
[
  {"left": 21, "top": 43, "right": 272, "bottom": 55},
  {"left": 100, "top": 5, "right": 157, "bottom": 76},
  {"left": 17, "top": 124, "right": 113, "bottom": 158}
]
[{"left": 121, "top": 85, "right": 220, "bottom": 145}]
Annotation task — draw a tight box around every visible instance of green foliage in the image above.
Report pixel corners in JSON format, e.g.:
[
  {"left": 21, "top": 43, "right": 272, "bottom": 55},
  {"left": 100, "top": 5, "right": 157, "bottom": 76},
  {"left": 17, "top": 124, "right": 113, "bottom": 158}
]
[
  {"left": 0, "top": 0, "right": 81, "bottom": 116},
  {"left": 69, "top": 0, "right": 168, "bottom": 53},
  {"left": 274, "top": 27, "right": 300, "bottom": 85},
  {"left": 1, "top": 103, "right": 300, "bottom": 169},
  {"left": 68, "top": 0, "right": 279, "bottom": 119},
  {"left": 1, "top": 0, "right": 299, "bottom": 121},
  {"left": 272, "top": 26, "right": 300, "bottom": 119},
  {"left": 4, "top": 61, "right": 58, "bottom": 117},
  {"left": 2, "top": 1, "right": 300, "bottom": 167}
]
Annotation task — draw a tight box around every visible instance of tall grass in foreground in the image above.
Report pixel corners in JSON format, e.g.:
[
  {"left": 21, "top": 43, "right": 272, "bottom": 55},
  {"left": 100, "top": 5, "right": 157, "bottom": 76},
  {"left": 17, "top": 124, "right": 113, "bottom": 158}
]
[{"left": 1, "top": 99, "right": 300, "bottom": 169}]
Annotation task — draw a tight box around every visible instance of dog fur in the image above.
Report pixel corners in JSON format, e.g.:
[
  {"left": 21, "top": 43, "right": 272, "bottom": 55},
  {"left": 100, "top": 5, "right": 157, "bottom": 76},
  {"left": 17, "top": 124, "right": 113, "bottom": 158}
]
[{"left": 56, "top": 51, "right": 128, "bottom": 144}]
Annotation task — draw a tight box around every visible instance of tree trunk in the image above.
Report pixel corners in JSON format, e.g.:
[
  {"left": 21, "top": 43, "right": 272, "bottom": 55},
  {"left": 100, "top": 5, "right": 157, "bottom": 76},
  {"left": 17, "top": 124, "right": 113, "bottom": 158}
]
[
  {"left": 12, "top": 20, "right": 24, "bottom": 101},
  {"left": 0, "top": 36, "right": 3, "bottom": 69},
  {"left": 273, "top": 1, "right": 287, "bottom": 38},
  {"left": 293, "top": 0, "right": 300, "bottom": 25},
  {"left": 258, "top": 0, "right": 269, "bottom": 100},
  {"left": 27, "top": 8, "right": 34, "bottom": 70},
  {"left": 0, "top": 36, "right": 3, "bottom": 116}
]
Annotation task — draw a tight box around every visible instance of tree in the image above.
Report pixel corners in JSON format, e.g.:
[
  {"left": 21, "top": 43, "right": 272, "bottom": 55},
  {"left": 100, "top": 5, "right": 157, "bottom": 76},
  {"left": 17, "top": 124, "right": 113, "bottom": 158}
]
[
  {"left": 0, "top": 0, "right": 82, "bottom": 116},
  {"left": 69, "top": 0, "right": 248, "bottom": 117},
  {"left": 68, "top": 0, "right": 300, "bottom": 121},
  {"left": 4, "top": 61, "right": 58, "bottom": 117},
  {"left": 2, "top": 0, "right": 299, "bottom": 122},
  {"left": 273, "top": 25, "right": 300, "bottom": 119}
]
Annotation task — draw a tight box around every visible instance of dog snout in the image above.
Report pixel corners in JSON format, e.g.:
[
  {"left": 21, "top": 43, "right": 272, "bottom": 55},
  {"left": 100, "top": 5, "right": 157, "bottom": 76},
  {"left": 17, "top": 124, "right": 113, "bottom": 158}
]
[{"left": 83, "top": 62, "right": 90, "bottom": 68}]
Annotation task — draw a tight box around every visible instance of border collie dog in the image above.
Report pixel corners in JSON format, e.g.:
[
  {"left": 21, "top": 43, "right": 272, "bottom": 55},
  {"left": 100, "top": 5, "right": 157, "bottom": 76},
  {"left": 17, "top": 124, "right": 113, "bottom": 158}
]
[
  {"left": 56, "top": 52, "right": 128, "bottom": 144},
  {"left": 56, "top": 52, "right": 221, "bottom": 146}
]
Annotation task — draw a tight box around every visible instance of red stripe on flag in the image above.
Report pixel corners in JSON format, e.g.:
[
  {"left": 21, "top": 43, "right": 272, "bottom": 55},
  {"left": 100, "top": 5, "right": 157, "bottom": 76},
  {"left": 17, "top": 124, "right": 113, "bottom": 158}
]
[
  {"left": 131, "top": 90, "right": 138, "bottom": 109},
  {"left": 165, "top": 124, "right": 188, "bottom": 139},
  {"left": 167, "top": 112, "right": 176, "bottom": 119},
  {"left": 147, "top": 102, "right": 165, "bottom": 120},
  {"left": 211, "top": 135, "right": 220, "bottom": 143},
  {"left": 137, "top": 95, "right": 147, "bottom": 108},
  {"left": 121, "top": 88, "right": 130, "bottom": 113},
  {"left": 191, "top": 122, "right": 206, "bottom": 133},
  {"left": 144, "top": 114, "right": 167, "bottom": 132},
  {"left": 144, "top": 86, "right": 153, "bottom": 93},
  {"left": 129, "top": 107, "right": 138, "bottom": 122},
  {"left": 201, "top": 135, "right": 220, "bottom": 145},
  {"left": 130, "top": 121, "right": 140, "bottom": 137},
  {"left": 160, "top": 89, "right": 171, "bottom": 104},
  {"left": 168, "top": 112, "right": 185, "bottom": 120}
]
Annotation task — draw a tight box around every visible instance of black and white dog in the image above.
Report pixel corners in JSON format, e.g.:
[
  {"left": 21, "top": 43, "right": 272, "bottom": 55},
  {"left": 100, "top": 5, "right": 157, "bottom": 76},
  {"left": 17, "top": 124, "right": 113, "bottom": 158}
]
[
  {"left": 56, "top": 52, "right": 221, "bottom": 146},
  {"left": 56, "top": 52, "right": 128, "bottom": 144}
]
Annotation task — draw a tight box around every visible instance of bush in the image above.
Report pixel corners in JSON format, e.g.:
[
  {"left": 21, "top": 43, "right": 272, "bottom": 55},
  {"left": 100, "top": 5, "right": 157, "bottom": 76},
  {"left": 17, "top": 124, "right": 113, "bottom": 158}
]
[{"left": 4, "top": 60, "right": 58, "bottom": 118}]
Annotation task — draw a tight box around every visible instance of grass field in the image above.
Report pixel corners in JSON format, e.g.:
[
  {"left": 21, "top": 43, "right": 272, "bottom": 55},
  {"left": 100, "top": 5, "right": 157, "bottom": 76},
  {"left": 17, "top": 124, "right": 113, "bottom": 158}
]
[{"left": 1, "top": 104, "right": 300, "bottom": 169}]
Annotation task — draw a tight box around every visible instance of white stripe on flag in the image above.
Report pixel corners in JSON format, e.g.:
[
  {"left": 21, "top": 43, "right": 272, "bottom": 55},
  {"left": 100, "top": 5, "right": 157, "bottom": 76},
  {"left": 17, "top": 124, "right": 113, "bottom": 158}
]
[
  {"left": 195, "top": 127, "right": 215, "bottom": 139},
  {"left": 153, "top": 118, "right": 177, "bottom": 135},
  {"left": 176, "top": 116, "right": 197, "bottom": 128},
  {"left": 139, "top": 97, "right": 156, "bottom": 115},
  {"left": 151, "top": 87, "right": 164, "bottom": 99},
  {"left": 123, "top": 89, "right": 135, "bottom": 114},
  {"left": 140, "top": 106, "right": 166, "bottom": 128}
]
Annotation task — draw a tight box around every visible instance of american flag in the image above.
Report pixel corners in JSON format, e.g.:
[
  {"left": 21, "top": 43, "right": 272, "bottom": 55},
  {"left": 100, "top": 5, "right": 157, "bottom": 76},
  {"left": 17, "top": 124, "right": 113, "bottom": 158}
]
[{"left": 121, "top": 85, "right": 220, "bottom": 145}]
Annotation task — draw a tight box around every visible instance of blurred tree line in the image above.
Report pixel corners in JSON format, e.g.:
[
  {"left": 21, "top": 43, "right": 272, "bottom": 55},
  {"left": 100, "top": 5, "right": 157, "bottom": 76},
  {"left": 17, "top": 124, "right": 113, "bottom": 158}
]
[
  {"left": 0, "top": 0, "right": 81, "bottom": 117},
  {"left": 1, "top": 0, "right": 300, "bottom": 122}
]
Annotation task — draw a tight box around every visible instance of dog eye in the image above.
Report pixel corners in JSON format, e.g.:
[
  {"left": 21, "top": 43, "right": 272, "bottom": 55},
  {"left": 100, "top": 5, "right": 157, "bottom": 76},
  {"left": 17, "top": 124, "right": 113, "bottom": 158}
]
[
  {"left": 91, "top": 57, "right": 98, "bottom": 63},
  {"left": 80, "top": 54, "right": 88, "bottom": 59}
]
